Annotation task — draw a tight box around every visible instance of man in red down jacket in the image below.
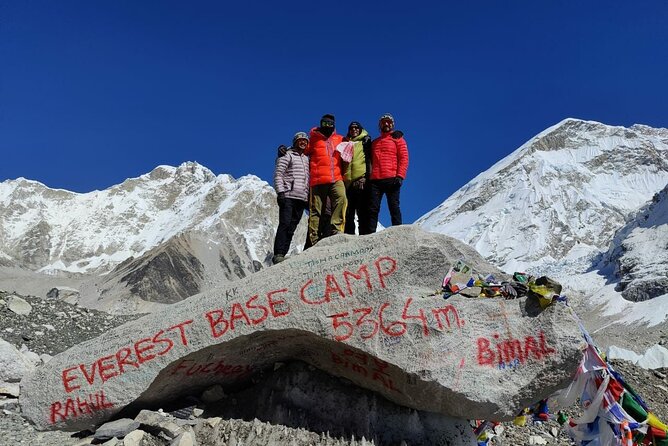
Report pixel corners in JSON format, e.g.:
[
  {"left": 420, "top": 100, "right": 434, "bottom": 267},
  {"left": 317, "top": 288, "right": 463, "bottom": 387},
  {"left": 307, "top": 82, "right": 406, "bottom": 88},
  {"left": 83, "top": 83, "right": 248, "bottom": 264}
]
[
  {"left": 304, "top": 114, "right": 347, "bottom": 247},
  {"left": 367, "top": 113, "right": 409, "bottom": 233}
]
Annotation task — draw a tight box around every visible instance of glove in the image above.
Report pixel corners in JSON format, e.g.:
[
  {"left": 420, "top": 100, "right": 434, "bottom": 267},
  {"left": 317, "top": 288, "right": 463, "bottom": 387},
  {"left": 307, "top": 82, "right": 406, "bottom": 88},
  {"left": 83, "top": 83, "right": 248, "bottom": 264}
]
[
  {"left": 362, "top": 135, "right": 371, "bottom": 145},
  {"left": 391, "top": 130, "right": 404, "bottom": 139},
  {"left": 352, "top": 177, "right": 366, "bottom": 190},
  {"left": 277, "top": 145, "right": 288, "bottom": 157},
  {"left": 394, "top": 176, "right": 403, "bottom": 187},
  {"left": 276, "top": 192, "right": 286, "bottom": 203}
]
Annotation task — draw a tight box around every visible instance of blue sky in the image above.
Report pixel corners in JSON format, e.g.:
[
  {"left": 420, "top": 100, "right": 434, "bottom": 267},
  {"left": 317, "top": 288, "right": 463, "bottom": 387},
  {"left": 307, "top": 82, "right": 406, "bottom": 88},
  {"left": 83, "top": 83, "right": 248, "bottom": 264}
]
[{"left": 1, "top": 1, "right": 667, "bottom": 225}]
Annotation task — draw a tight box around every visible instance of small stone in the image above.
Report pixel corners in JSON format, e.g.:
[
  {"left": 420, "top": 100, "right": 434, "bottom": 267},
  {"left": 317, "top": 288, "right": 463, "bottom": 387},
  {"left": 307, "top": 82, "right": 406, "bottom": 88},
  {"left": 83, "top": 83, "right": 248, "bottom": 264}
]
[
  {"left": 158, "top": 421, "right": 184, "bottom": 439},
  {"left": 654, "top": 370, "right": 667, "bottom": 380},
  {"left": 94, "top": 418, "right": 140, "bottom": 440},
  {"left": 169, "top": 430, "right": 195, "bottom": 446},
  {"left": 529, "top": 435, "right": 548, "bottom": 445},
  {"left": 135, "top": 409, "right": 168, "bottom": 431},
  {"left": 205, "top": 417, "right": 221, "bottom": 428},
  {"left": 3, "top": 328, "right": 13, "bottom": 333},
  {"left": 22, "top": 350, "right": 41, "bottom": 366},
  {"left": 192, "top": 408, "right": 204, "bottom": 417},
  {"left": 0, "top": 397, "right": 19, "bottom": 410},
  {"left": 550, "top": 426, "right": 559, "bottom": 437},
  {"left": 0, "top": 382, "right": 20, "bottom": 397},
  {"left": 42, "top": 324, "right": 56, "bottom": 331},
  {"left": 7, "top": 295, "right": 32, "bottom": 316},
  {"left": 122, "top": 429, "right": 146, "bottom": 446}
]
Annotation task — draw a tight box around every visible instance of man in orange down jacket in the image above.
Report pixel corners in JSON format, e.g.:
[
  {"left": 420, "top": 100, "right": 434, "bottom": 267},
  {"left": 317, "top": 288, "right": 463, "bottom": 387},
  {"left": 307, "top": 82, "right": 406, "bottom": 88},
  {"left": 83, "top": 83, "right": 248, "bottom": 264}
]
[
  {"left": 367, "top": 113, "right": 409, "bottom": 233},
  {"left": 305, "top": 114, "right": 347, "bottom": 247}
]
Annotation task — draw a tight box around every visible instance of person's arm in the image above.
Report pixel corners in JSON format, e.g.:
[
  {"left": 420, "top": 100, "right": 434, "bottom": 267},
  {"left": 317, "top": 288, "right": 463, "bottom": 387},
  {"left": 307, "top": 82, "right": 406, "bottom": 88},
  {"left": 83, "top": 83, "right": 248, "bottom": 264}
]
[
  {"left": 396, "top": 137, "right": 409, "bottom": 180},
  {"left": 273, "top": 154, "right": 291, "bottom": 194},
  {"left": 276, "top": 144, "right": 288, "bottom": 157},
  {"left": 362, "top": 136, "right": 372, "bottom": 179}
]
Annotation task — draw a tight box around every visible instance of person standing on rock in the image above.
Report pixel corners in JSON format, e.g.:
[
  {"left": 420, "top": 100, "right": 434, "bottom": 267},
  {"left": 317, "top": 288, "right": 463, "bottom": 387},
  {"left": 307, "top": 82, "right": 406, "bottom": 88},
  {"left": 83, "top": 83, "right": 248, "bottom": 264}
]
[
  {"left": 272, "top": 132, "right": 310, "bottom": 264},
  {"left": 367, "top": 113, "right": 409, "bottom": 233},
  {"left": 343, "top": 121, "right": 372, "bottom": 235},
  {"left": 304, "top": 114, "right": 347, "bottom": 246}
]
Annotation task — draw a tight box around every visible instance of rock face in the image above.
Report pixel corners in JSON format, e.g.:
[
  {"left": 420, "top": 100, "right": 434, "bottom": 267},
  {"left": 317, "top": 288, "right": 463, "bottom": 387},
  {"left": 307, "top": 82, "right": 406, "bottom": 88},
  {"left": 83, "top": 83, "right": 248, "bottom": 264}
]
[
  {"left": 20, "top": 226, "right": 586, "bottom": 432},
  {"left": 604, "top": 184, "right": 668, "bottom": 302}
]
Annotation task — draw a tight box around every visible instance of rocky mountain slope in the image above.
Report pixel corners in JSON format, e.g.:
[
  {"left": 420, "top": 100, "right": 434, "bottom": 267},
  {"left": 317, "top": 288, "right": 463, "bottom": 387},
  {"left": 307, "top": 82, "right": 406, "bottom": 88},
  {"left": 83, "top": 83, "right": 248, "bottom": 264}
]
[
  {"left": 0, "top": 162, "right": 307, "bottom": 313},
  {"left": 601, "top": 183, "right": 668, "bottom": 302},
  {"left": 417, "top": 118, "right": 668, "bottom": 278}
]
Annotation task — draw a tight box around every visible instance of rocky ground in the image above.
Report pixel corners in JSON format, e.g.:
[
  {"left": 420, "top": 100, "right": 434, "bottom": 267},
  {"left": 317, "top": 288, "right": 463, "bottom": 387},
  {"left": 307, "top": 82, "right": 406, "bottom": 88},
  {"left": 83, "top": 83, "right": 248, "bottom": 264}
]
[{"left": 1, "top": 290, "right": 666, "bottom": 446}]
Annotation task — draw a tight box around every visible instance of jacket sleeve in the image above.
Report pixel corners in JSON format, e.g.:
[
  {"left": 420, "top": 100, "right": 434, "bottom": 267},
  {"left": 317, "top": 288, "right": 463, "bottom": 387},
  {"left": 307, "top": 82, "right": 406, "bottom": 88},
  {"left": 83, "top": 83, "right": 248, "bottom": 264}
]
[
  {"left": 363, "top": 136, "right": 372, "bottom": 179},
  {"left": 396, "top": 137, "right": 409, "bottom": 179},
  {"left": 305, "top": 128, "right": 317, "bottom": 156},
  {"left": 273, "top": 154, "right": 290, "bottom": 193}
]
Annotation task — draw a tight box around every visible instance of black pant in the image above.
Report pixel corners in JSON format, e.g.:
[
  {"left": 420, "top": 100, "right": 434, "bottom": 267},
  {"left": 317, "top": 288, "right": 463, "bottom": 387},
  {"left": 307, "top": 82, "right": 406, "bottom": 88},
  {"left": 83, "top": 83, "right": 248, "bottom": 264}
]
[
  {"left": 273, "top": 197, "right": 307, "bottom": 256},
  {"left": 367, "top": 179, "right": 402, "bottom": 233},
  {"left": 345, "top": 185, "right": 371, "bottom": 235}
]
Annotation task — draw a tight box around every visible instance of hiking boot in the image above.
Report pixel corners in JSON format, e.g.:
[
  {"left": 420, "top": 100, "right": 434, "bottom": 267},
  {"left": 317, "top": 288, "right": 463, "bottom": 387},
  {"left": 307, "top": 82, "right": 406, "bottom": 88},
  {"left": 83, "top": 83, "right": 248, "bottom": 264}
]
[{"left": 272, "top": 254, "right": 285, "bottom": 264}]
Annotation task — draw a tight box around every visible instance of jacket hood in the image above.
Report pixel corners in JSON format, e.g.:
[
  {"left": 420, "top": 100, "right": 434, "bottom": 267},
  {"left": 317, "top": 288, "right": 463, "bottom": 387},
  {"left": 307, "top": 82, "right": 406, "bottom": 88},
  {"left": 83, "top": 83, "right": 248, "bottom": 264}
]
[
  {"left": 310, "top": 127, "right": 339, "bottom": 141},
  {"left": 349, "top": 129, "right": 369, "bottom": 141}
]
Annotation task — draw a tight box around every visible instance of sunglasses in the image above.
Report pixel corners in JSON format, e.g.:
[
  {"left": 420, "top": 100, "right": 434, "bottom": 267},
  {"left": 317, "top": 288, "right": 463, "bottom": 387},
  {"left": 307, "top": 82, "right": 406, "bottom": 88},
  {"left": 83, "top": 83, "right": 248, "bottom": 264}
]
[{"left": 320, "top": 120, "right": 335, "bottom": 127}]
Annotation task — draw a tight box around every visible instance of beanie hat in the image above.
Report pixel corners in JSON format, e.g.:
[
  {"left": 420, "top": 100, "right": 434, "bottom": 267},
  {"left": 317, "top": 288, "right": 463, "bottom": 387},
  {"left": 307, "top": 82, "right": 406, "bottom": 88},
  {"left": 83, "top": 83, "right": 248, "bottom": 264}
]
[
  {"left": 292, "top": 132, "right": 309, "bottom": 145},
  {"left": 348, "top": 121, "right": 363, "bottom": 130},
  {"left": 379, "top": 113, "right": 394, "bottom": 124}
]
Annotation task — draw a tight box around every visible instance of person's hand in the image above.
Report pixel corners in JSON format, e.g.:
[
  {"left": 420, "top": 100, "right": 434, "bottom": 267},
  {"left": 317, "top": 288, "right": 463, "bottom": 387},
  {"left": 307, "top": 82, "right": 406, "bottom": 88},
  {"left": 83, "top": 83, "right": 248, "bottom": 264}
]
[
  {"left": 277, "top": 191, "right": 286, "bottom": 203},
  {"left": 362, "top": 135, "right": 371, "bottom": 145},
  {"left": 353, "top": 177, "right": 366, "bottom": 190},
  {"left": 391, "top": 130, "right": 404, "bottom": 139},
  {"left": 277, "top": 145, "right": 288, "bottom": 157},
  {"left": 394, "top": 176, "right": 403, "bottom": 187}
]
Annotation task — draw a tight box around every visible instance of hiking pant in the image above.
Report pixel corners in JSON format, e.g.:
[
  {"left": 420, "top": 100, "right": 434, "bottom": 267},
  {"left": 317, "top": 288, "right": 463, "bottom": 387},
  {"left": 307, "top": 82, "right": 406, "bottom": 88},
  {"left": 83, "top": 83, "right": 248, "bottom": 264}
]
[
  {"left": 367, "top": 178, "right": 402, "bottom": 233},
  {"left": 273, "top": 197, "right": 307, "bottom": 256},
  {"left": 304, "top": 197, "right": 332, "bottom": 250},
  {"left": 308, "top": 181, "right": 347, "bottom": 247},
  {"left": 345, "top": 183, "right": 371, "bottom": 235}
]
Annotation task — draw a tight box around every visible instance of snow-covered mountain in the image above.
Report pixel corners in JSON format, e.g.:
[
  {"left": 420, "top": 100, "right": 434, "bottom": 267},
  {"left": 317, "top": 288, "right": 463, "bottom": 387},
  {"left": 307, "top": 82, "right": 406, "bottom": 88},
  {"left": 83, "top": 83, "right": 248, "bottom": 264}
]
[
  {"left": 417, "top": 118, "right": 668, "bottom": 278},
  {"left": 0, "top": 162, "right": 277, "bottom": 274},
  {"left": 0, "top": 161, "right": 310, "bottom": 313}
]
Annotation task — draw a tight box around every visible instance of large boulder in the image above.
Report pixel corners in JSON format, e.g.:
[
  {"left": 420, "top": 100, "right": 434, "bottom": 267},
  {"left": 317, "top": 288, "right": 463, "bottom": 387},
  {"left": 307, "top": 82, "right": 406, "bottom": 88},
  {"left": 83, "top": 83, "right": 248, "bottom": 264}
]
[
  {"left": 1, "top": 337, "right": 35, "bottom": 383},
  {"left": 20, "top": 226, "right": 586, "bottom": 432}
]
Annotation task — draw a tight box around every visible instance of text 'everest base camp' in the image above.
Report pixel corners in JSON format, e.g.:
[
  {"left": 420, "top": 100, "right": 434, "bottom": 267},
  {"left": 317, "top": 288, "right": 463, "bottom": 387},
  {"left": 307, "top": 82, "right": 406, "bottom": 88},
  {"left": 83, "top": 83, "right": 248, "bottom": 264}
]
[{"left": 19, "top": 227, "right": 585, "bottom": 437}]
